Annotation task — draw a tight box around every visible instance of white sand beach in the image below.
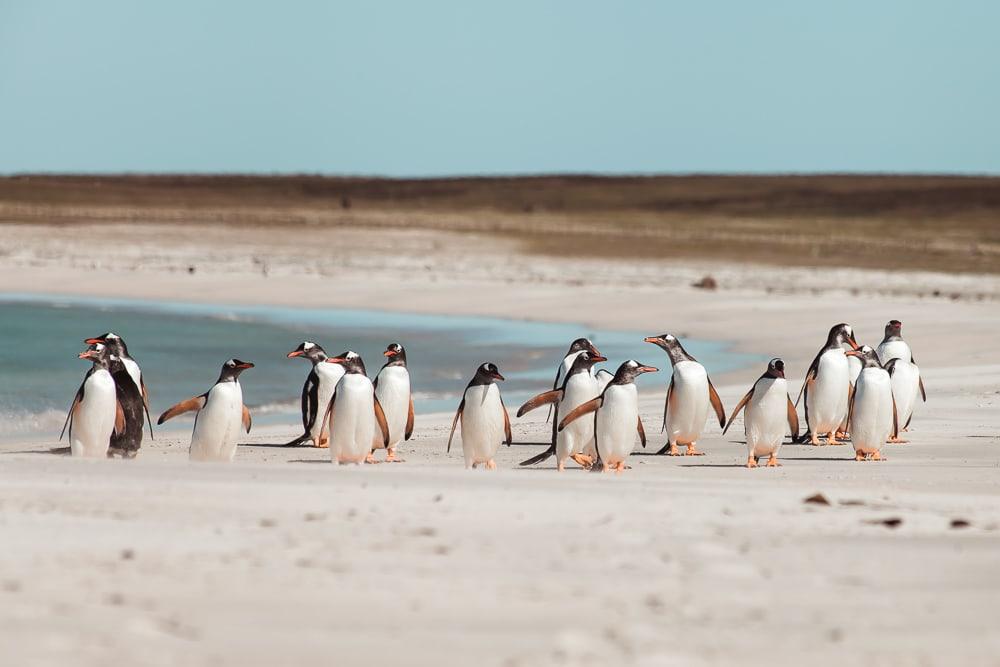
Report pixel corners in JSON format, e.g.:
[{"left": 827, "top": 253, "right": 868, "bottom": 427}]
[{"left": 2, "top": 222, "right": 999, "bottom": 666}]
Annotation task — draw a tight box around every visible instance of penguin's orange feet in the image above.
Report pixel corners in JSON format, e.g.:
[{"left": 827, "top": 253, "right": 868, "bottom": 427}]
[
  {"left": 810, "top": 433, "right": 823, "bottom": 446},
  {"left": 556, "top": 461, "right": 566, "bottom": 472},
  {"left": 827, "top": 432, "right": 845, "bottom": 445},
  {"left": 684, "top": 443, "right": 704, "bottom": 456},
  {"left": 887, "top": 436, "right": 907, "bottom": 444},
  {"left": 601, "top": 462, "right": 612, "bottom": 473},
  {"left": 746, "top": 455, "right": 758, "bottom": 468},
  {"left": 870, "top": 451, "right": 885, "bottom": 461},
  {"left": 855, "top": 451, "right": 866, "bottom": 461},
  {"left": 835, "top": 431, "right": 848, "bottom": 440},
  {"left": 571, "top": 453, "right": 594, "bottom": 468},
  {"left": 364, "top": 453, "right": 378, "bottom": 464},
  {"left": 485, "top": 459, "right": 497, "bottom": 470},
  {"left": 766, "top": 454, "right": 781, "bottom": 467},
  {"left": 385, "top": 449, "right": 405, "bottom": 462},
  {"left": 315, "top": 435, "right": 329, "bottom": 449}
]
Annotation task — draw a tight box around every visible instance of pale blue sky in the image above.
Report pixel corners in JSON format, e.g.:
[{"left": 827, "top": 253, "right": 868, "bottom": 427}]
[{"left": 1, "top": 1, "right": 997, "bottom": 175}]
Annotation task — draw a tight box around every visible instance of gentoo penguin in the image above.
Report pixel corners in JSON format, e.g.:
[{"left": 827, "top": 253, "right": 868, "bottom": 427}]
[
  {"left": 595, "top": 368, "right": 614, "bottom": 393},
  {"left": 884, "top": 357, "right": 924, "bottom": 442},
  {"left": 643, "top": 334, "right": 725, "bottom": 456},
  {"left": 447, "top": 363, "right": 512, "bottom": 470},
  {"left": 284, "top": 341, "right": 344, "bottom": 448},
  {"left": 876, "top": 320, "right": 927, "bottom": 419},
  {"left": 61, "top": 344, "right": 125, "bottom": 458},
  {"left": 371, "top": 343, "right": 414, "bottom": 462},
  {"left": 557, "top": 360, "right": 657, "bottom": 473},
  {"left": 84, "top": 332, "right": 152, "bottom": 458},
  {"left": 158, "top": 359, "right": 254, "bottom": 462},
  {"left": 846, "top": 346, "right": 898, "bottom": 461},
  {"left": 723, "top": 358, "right": 799, "bottom": 468},
  {"left": 795, "top": 323, "right": 859, "bottom": 445},
  {"left": 322, "top": 351, "right": 390, "bottom": 465},
  {"left": 546, "top": 338, "right": 601, "bottom": 422},
  {"left": 517, "top": 350, "right": 607, "bottom": 471}
]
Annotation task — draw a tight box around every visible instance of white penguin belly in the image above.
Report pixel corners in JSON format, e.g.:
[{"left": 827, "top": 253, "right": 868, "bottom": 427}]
[
  {"left": 373, "top": 366, "right": 410, "bottom": 450},
  {"left": 889, "top": 361, "right": 920, "bottom": 428},
  {"left": 851, "top": 369, "right": 894, "bottom": 454},
  {"left": 71, "top": 370, "right": 117, "bottom": 458},
  {"left": 877, "top": 340, "right": 910, "bottom": 365},
  {"left": 190, "top": 382, "right": 243, "bottom": 462},
  {"left": 666, "top": 361, "right": 709, "bottom": 444},
  {"left": 745, "top": 378, "right": 788, "bottom": 457},
  {"left": 556, "top": 373, "right": 599, "bottom": 462},
  {"left": 806, "top": 350, "right": 849, "bottom": 434},
  {"left": 596, "top": 383, "right": 638, "bottom": 465},
  {"left": 460, "top": 384, "right": 505, "bottom": 467},
  {"left": 309, "top": 363, "right": 344, "bottom": 441},
  {"left": 329, "top": 374, "right": 376, "bottom": 464}
]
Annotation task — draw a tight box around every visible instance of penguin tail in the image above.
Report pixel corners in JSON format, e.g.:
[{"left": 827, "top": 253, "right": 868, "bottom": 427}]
[
  {"left": 283, "top": 433, "right": 313, "bottom": 447},
  {"left": 519, "top": 445, "right": 556, "bottom": 466}
]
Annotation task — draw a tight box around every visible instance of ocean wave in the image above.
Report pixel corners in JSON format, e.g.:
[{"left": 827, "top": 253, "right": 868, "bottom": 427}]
[{"left": 0, "top": 407, "right": 67, "bottom": 436}]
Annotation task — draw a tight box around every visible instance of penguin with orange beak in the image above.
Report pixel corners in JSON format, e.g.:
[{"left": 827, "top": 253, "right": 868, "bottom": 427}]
[
  {"left": 84, "top": 332, "right": 151, "bottom": 458},
  {"left": 61, "top": 343, "right": 125, "bottom": 458},
  {"left": 285, "top": 341, "right": 343, "bottom": 448},
  {"left": 371, "top": 343, "right": 414, "bottom": 462}
]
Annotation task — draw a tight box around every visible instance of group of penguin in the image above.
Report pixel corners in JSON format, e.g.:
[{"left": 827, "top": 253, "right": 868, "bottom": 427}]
[{"left": 61, "top": 319, "right": 925, "bottom": 471}]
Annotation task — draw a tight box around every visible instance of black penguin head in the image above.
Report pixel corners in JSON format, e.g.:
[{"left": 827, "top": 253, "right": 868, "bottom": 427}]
[
  {"left": 78, "top": 342, "right": 112, "bottom": 369},
  {"left": 568, "top": 350, "right": 607, "bottom": 376},
  {"left": 219, "top": 358, "right": 254, "bottom": 381},
  {"left": 643, "top": 333, "right": 692, "bottom": 365},
  {"left": 826, "top": 323, "right": 859, "bottom": 350},
  {"left": 287, "top": 340, "right": 327, "bottom": 363},
  {"left": 846, "top": 345, "right": 882, "bottom": 369},
  {"left": 765, "top": 358, "right": 786, "bottom": 379},
  {"left": 325, "top": 350, "right": 367, "bottom": 375},
  {"left": 611, "top": 359, "right": 659, "bottom": 384},
  {"left": 883, "top": 319, "right": 903, "bottom": 341},
  {"left": 85, "top": 332, "right": 128, "bottom": 357},
  {"left": 383, "top": 343, "right": 407, "bottom": 366},
  {"left": 567, "top": 338, "right": 600, "bottom": 357},
  {"left": 473, "top": 362, "right": 505, "bottom": 384}
]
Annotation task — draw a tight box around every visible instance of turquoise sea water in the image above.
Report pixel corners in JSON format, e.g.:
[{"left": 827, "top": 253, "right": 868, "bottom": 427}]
[{"left": 0, "top": 294, "right": 761, "bottom": 440}]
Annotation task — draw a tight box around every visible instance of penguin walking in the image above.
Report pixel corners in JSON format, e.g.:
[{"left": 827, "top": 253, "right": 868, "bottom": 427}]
[
  {"left": 723, "top": 358, "right": 799, "bottom": 468},
  {"left": 158, "top": 359, "right": 254, "bottom": 462},
  {"left": 371, "top": 343, "right": 414, "bottom": 462},
  {"left": 643, "top": 334, "right": 726, "bottom": 456},
  {"left": 517, "top": 350, "right": 607, "bottom": 471},
  {"left": 884, "top": 357, "right": 924, "bottom": 442},
  {"left": 61, "top": 343, "right": 125, "bottom": 458},
  {"left": 876, "top": 320, "right": 926, "bottom": 430},
  {"left": 545, "top": 338, "right": 601, "bottom": 423},
  {"left": 447, "top": 363, "right": 512, "bottom": 469},
  {"left": 285, "top": 341, "right": 344, "bottom": 448},
  {"left": 84, "top": 332, "right": 152, "bottom": 458},
  {"left": 845, "top": 346, "right": 898, "bottom": 461},
  {"left": 795, "top": 323, "right": 859, "bottom": 445},
  {"left": 322, "top": 352, "right": 390, "bottom": 465},
  {"left": 557, "top": 360, "right": 657, "bottom": 473}
]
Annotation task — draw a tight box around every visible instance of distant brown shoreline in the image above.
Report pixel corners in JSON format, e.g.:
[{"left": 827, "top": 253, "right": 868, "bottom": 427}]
[{"left": 2, "top": 173, "right": 998, "bottom": 273}]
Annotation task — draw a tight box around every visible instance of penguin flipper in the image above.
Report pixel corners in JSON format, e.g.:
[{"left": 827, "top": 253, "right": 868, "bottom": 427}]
[
  {"left": 141, "top": 377, "right": 155, "bottom": 440},
  {"left": 786, "top": 395, "right": 800, "bottom": 439},
  {"left": 61, "top": 379, "right": 87, "bottom": 441},
  {"left": 558, "top": 397, "right": 602, "bottom": 432},
  {"left": 242, "top": 405, "right": 252, "bottom": 434},
  {"left": 545, "top": 364, "right": 564, "bottom": 423},
  {"left": 637, "top": 416, "right": 647, "bottom": 448},
  {"left": 519, "top": 444, "right": 556, "bottom": 466},
  {"left": 890, "top": 394, "right": 899, "bottom": 441},
  {"left": 157, "top": 394, "right": 207, "bottom": 425},
  {"left": 405, "top": 394, "right": 415, "bottom": 440},
  {"left": 724, "top": 386, "right": 755, "bottom": 435},
  {"left": 500, "top": 395, "right": 513, "bottom": 446},
  {"left": 661, "top": 377, "right": 674, "bottom": 433},
  {"left": 374, "top": 397, "right": 390, "bottom": 448},
  {"left": 707, "top": 378, "right": 726, "bottom": 429},
  {"left": 516, "top": 389, "right": 562, "bottom": 418},
  {"left": 114, "top": 401, "right": 126, "bottom": 436},
  {"left": 918, "top": 376, "right": 927, "bottom": 402},
  {"left": 447, "top": 397, "right": 465, "bottom": 453}
]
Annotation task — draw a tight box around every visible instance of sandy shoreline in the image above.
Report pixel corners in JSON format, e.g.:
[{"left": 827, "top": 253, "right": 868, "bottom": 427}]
[{"left": 2, "top": 222, "right": 1000, "bottom": 666}]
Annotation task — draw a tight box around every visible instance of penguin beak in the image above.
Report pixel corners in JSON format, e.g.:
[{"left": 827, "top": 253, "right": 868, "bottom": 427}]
[
  {"left": 236, "top": 361, "right": 255, "bottom": 369},
  {"left": 84, "top": 337, "right": 104, "bottom": 345},
  {"left": 638, "top": 365, "right": 659, "bottom": 374},
  {"left": 642, "top": 336, "right": 659, "bottom": 345},
  {"left": 384, "top": 349, "right": 398, "bottom": 357},
  {"left": 592, "top": 355, "right": 608, "bottom": 363},
  {"left": 845, "top": 350, "right": 861, "bottom": 358},
  {"left": 587, "top": 343, "right": 601, "bottom": 357},
  {"left": 326, "top": 357, "right": 345, "bottom": 364},
  {"left": 491, "top": 371, "right": 506, "bottom": 381},
  {"left": 287, "top": 350, "right": 304, "bottom": 358},
  {"left": 78, "top": 350, "right": 97, "bottom": 360},
  {"left": 847, "top": 335, "right": 860, "bottom": 350}
]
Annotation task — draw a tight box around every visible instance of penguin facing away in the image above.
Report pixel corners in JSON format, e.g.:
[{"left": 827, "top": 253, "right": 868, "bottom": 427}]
[
  {"left": 85, "top": 332, "right": 153, "bottom": 458},
  {"left": 643, "top": 334, "right": 725, "bottom": 456},
  {"left": 447, "top": 363, "right": 512, "bottom": 470},
  {"left": 285, "top": 341, "right": 344, "bottom": 448},
  {"left": 724, "top": 358, "right": 799, "bottom": 468},
  {"left": 796, "top": 323, "right": 859, "bottom": 446},
  {"left": 371, "top": 343, "right": 415, "bottom": 462},
  {"left": 876, "top": 320, "right": 927, "bottom": 426},
  {"left": 158, "top": 359, "right": 254, "bottom": 462},
  {"left": 322, "top": 351, "right": 390, "bottom": 465},
  {"left": 845, "top": 346, "right": 898, "bottom": 461},
  {"left": 884, "top": 357, "right": 923, "bottom": 442},
  {"left": 546, "top": 338, "right": 601, "bottom": 423},
  {"left": 557, "top": 360, "right": 657, "bottom": 473},
  {"left": 61, "top": 343, "right": 126, "bottom": 458},
  {"left": 517, "top": 350, "right": 607, "bottom": 471}
]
